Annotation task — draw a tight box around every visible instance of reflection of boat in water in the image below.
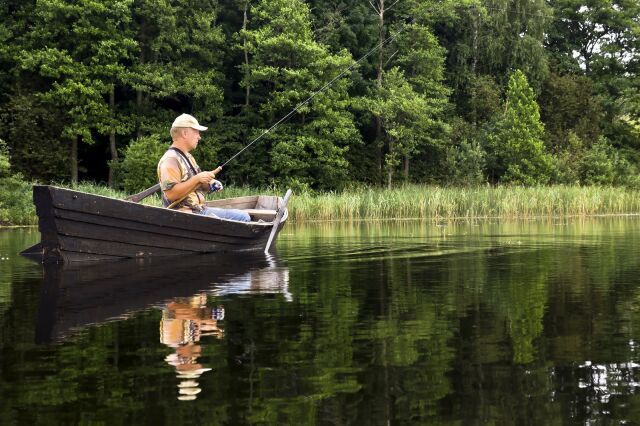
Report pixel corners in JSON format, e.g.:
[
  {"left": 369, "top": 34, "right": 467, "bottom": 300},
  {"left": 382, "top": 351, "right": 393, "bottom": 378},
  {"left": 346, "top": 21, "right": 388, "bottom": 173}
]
[
  {"left": 36, "top": 251, "right": 291, "bottom": 401},
  {"left": 36, "top": 251, "right": 291, "bottom": 344}
]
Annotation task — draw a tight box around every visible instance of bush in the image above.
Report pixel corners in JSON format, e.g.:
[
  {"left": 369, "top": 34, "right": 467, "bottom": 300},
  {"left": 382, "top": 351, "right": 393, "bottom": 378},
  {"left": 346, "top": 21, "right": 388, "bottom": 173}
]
[
  {"left": 579, "top": 137, "right": 618, "bottom": 185},
  {"left": 549, "top": 132, "right": 583, "bottom": 184},
  {"left": 113, "top": 135, "right": 168, "bottom": 193},
  {"left": 0, "top": 139, "right": 36, "bottom": 225},
  {"left": 0, "top": 139, "right": 10, "bottom": 178},
  {"left": 442, "top": 138, "right": 486, "bottom": 186}
]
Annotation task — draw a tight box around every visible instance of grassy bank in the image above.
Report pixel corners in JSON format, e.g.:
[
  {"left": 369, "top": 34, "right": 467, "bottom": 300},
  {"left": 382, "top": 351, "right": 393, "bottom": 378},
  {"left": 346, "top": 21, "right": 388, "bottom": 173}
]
[
  {"left": 2, "top": 183, "right": 640, "bottom": 226},
  {"left": 289, "top": 185, "right": 640, "bottom": 221}
]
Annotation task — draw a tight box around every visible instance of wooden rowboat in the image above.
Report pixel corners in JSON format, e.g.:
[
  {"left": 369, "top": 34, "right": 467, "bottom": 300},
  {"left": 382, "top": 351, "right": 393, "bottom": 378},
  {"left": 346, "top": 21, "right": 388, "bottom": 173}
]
[{"left": 22, "top": 185, "right": 289, "bottom": 263}]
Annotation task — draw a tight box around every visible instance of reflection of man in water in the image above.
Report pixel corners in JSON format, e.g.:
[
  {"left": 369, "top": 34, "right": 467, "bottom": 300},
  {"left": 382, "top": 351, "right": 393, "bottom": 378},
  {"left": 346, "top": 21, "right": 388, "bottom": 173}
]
[{"left": 160, "top": 293, "right": 224, "bottom": 401}]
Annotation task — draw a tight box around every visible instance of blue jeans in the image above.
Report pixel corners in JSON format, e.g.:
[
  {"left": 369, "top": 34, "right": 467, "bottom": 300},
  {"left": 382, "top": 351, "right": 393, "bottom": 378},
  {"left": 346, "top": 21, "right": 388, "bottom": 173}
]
[{"left": 198, "top": 207, "right": 251, "bottom": 222}]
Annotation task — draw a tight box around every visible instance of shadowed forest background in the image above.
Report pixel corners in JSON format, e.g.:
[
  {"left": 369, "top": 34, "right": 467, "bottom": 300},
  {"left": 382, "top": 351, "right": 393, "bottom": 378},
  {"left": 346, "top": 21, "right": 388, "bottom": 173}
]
[{"left": 0, "top": 0, "right": 638, "bottom": 193}]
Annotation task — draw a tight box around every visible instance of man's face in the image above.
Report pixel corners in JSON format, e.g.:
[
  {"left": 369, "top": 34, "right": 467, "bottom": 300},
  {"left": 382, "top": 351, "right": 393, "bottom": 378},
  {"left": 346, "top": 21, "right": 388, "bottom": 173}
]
[{"left": 184, "top": 128, "right": 201, "bottom": 150}]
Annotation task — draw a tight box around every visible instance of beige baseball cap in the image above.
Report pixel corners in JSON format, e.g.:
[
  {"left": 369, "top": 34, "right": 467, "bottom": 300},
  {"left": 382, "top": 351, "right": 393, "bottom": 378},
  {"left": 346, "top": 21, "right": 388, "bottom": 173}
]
[{"left": 171, "top": 113, "right": 208, "bottom": 131}]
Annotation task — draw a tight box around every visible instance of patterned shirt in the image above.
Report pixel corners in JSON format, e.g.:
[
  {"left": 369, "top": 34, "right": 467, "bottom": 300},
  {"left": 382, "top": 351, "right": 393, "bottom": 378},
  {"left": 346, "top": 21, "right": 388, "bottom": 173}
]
[{"left": 157, "top": 148, "right": 205, "bottom": 213}]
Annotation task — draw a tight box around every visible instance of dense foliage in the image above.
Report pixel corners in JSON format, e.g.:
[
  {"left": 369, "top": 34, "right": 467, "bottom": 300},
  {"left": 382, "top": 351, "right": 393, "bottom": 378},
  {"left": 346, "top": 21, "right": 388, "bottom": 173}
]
[
  {"left": 0, "top": 0, "right": 638, "bottom": 190},
  {"left": 0, "top": 139, "right": 32, "bottom": 225}
]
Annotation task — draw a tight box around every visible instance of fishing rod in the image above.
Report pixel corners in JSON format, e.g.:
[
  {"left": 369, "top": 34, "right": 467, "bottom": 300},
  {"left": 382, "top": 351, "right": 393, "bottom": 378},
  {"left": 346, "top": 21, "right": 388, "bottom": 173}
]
[{"left": 126, "top": 19, "right": 412, "bottom": 203}]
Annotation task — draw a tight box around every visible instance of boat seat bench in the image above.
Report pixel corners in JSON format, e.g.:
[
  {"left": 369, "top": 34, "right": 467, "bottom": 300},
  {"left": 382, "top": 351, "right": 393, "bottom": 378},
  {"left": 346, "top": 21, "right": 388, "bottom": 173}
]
[{"left": 242, "top": 209, "right": 277, "bottom": 222}]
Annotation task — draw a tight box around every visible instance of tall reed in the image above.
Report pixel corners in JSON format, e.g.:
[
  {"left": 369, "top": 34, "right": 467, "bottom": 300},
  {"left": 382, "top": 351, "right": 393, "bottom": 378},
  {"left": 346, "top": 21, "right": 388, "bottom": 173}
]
[
  {"left": 4, "top": 183, "right": 640, "bottom": 226},
  {"left": 288, "top": 185, "right": 640, "bottom": 222}
]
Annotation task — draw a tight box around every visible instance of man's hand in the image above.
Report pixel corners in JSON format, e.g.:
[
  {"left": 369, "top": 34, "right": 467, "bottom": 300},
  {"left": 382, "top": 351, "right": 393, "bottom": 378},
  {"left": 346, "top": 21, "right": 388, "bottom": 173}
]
[{"left": 194, "top": 171, "right": 216, "bottom": 184}]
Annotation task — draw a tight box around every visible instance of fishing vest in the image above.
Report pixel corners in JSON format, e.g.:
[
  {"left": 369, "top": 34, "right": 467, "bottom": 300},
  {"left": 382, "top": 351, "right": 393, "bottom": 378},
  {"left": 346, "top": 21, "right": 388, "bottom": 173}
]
[{"left": 157, "top": 147, "right": 205, "bottom": 213}]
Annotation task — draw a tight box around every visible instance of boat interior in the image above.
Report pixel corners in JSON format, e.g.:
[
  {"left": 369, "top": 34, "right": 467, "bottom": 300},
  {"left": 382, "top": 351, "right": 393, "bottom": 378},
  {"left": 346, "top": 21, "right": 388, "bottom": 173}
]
[{"left": 205, "top": 195, "right": 282, "bottom": 222}]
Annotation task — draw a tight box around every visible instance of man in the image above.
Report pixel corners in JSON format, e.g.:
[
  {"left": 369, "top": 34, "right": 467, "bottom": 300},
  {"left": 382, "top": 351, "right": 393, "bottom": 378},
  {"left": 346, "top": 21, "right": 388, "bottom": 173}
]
[{"left": 157, "top": 113, "right": 250, "bottom": 221}]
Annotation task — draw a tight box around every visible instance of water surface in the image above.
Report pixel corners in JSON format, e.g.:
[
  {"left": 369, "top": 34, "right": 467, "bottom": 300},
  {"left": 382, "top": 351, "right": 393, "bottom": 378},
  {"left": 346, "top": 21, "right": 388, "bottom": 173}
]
[{"left": 2, "top": 218, "right": 640, "bottom": 425}]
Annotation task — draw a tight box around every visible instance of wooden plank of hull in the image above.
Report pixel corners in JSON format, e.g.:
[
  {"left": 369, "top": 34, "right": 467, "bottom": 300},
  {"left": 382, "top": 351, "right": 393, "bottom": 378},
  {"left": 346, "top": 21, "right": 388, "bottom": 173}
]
[
  {"left": 33, "top": 185, "right": 287, "bottom": 262},
  {"left": 58, "top": 250, "right": 128, "bottom": 263},
  {"left": 20, "top": 243, "right": 43, "bottom": 260},
  {"left": 54, "top": 209, "right": 262, "bottom": 245},
  {"left": 58, "top": 236, "right": 199, "bottom": 258},
  {"left": 54, "top": 218, "right": 266, "bottom": 253}
]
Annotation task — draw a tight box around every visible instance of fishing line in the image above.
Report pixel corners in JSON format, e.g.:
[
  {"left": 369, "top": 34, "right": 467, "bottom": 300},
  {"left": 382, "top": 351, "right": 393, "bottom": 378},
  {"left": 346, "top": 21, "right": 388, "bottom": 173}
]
[{"left": 220, "top": 18, "right": 414, "bottom": 168}]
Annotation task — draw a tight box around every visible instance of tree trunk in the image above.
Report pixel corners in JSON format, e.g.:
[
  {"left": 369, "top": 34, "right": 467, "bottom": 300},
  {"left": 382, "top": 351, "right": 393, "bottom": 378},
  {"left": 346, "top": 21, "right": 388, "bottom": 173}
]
[
  {"left": 471, "top": 9, "right": 479, "bottom": 126},
  {"left": 375, "top": 0, "right": 385, "bottom": 184},
  {"left": 71, "top": 136, "right": 78, "bottom": 184},
  {"left": 136, "top": 49, "right": 145, "bottom": 139},
  {"left": 108, "top": 84, "right": 118, "bottom": 187},
  {"left": 136, "top": 89, "right": 143, "bottom": 139},
  {"left": 387, "top": 139, "right": 393, "bottom": 189},
  {"left": 243, "top": 0, "right": 251, "bottom": 107},
  {"left": 403, "top": 155, "right": 409, "bottom": 182}
]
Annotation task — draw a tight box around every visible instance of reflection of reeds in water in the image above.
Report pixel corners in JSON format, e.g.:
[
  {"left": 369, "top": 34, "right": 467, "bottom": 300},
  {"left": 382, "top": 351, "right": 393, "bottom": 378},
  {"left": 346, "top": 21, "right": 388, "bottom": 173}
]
[
  {"left": 286, "top": 215, "right": 640, "bottom": 241},
  {"left": 279, "top": 216, "right": 640, "bottom": 264},
  {"left": 288, "top": 185, "right": 640, "bottom": 222}
]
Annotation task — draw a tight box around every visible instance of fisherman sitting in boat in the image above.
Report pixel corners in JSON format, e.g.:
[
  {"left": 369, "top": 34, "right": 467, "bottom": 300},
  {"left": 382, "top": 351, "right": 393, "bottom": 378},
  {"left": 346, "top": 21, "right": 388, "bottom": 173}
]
[{"left": 157, "top": 114, "right": 250, "bottom": 221}]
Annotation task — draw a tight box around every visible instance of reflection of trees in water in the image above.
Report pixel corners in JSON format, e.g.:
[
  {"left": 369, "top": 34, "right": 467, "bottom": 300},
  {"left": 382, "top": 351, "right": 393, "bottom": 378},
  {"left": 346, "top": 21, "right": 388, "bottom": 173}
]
[
  {"left": 0, "top": 229, "right": 39, "bottom": 317},
  {"left": 276, "top": 219, "right": 640, "bottom": 424},
  {"left": 213, "top": 220, "right": 640, "bottom": 424},
  {"left": 6, "top": 221, "right": 640, "bottom": 422}
]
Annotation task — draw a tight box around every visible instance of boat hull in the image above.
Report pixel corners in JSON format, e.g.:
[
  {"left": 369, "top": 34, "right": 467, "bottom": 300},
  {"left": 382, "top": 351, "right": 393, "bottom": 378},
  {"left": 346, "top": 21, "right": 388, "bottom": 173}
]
[{"left": 27, "top": 185, "right": 288, "bottom": 262}]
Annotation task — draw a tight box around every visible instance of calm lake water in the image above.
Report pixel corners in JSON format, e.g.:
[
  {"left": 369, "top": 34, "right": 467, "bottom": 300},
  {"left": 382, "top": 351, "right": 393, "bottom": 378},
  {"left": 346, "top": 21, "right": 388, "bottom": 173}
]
[{"left": 2, "top": 218, "right": 640, "bottom": 424}]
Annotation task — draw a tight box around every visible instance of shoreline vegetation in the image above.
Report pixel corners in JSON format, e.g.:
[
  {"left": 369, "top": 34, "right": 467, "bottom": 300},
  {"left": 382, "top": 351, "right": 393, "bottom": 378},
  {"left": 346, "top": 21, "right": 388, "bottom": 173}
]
[{"left": 2, "top": 182, "right": 640, "bottom": 227}]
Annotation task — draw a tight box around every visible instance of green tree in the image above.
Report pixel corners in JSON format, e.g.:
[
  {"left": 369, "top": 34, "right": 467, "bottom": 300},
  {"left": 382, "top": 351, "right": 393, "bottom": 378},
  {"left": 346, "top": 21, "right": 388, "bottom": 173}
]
[
  {"left": 240, "top": 0, "right": 361, "bottom": 190},
  {"left": 391, "top": 15, "right": 451, "bottom": 182},
  {"left": 0, "top": 96, "right": 68, "bottom": 182},
  {"left": 356, "top": 2, "right": 451, "bottom": 186},
  {"left": 363, "top": 68, "right": 446, "bottom": 188},
  {"left": 19, "top": 0, "right": 137, "bottom": 184},
  {"left": 0, "top": 139, "right": 10, "bottom": 178},
  {"left": 618, "top": 89, "right": 640, "bottom": 141},
  {"left": 484, "top": 69, "right": 552, "bottom": 185},
  {"left": 128, "top": 0, "right": 226, "bottom": 137},
  {"left": 441, "top": 119, "right": 487, "bottom": 185},
  {"left": 546, "top": 0, "right": 640, "bottom": 77},
  {"left": 546, "top": 0, "right": 640, "bottom": 155},
  {"left": 0, "top": 139, "right": 33, "bottom": 225},
  {"left": 0, "top": 1, "right": 69, "bottom": 182},
  {"left": 539, "top": 71, "right": 604, "bottom": 155},
  {"left": 441, "top": 0, "right": 550, "bottom": 117},
  {"left": 577, "top": 136, "right": 639, "bottom": 186}
]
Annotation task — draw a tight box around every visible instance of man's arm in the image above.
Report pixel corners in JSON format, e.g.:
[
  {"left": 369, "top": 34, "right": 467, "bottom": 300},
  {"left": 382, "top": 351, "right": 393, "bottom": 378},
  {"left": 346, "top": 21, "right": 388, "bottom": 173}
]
[
  {"left": 164, "top": 172, "right": 216, "bottom": 202},
  {"left": 159, "top": 157, "right": 217, "bottom": 203}
]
